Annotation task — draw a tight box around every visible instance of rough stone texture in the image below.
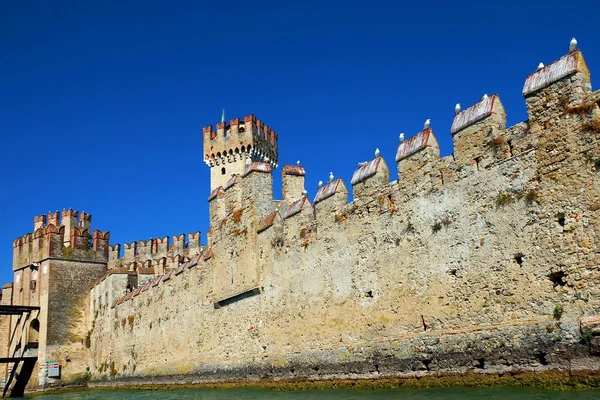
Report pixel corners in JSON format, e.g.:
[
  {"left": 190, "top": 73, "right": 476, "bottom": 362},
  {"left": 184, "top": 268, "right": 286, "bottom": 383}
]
[
  {"left": 90, "top": 273, "right": 130, "bottom": 311},
  {"left": 281, "top": 165, "right": 306, "bottom": 203},
  {"left": 4, "top": 47, "right": 600, "bottom": 392},
  {"left": 581, "top": 316, "right": 600, "bottom": 336},
  {"left": 83, "top": 49, "right": 600, "bottom": 388},
  {"left": 452, "top": 95, "right": 507, "bottom": 169}
]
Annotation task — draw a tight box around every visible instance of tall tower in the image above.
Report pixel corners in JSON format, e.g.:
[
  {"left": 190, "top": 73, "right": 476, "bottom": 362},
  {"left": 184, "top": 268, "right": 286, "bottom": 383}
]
[
  {"left": 203, "top": 114, "right": 278, "bottom": 191},
  {"left": 7, "top": 210, "right": 109, "bottom": 390}
]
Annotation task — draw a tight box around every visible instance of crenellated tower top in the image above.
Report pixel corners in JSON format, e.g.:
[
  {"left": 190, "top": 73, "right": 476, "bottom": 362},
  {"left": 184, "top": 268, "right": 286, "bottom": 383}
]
[
  {"left": 13, "top": 209, "right": 110, "bottom": 271},
  {"left": 203, "top": 114, "right": 279, "bottom": 191}
]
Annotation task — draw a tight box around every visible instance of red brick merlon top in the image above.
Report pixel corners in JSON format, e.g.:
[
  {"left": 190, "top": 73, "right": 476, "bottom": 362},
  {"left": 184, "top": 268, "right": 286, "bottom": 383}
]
[
  {"left": 282, "top": 197, "right": 311, "bottom": 219},
  {"left": 282, "top": 165, "right": 306, "bottom": 176},
  {"left": 257, "top": 212, "right": 278, "bottom": 233},
  {"left": 223, "top": 174, "right": 240, "bottom": 191},
  {"left": 313, "top": 178, "right": 346, "bottom": 204},
  {"left": 450, "top": 95, "right": 501, "bottom": 135},
  {"left": 110, "top": 253, "right": 204, "bottom": 308},
  {"left": 208, "top": 187, "right": 224, "bottom": 202},
  {"left": 242, "top": 161, "right": 272, "bottom": 177},
  {"left": 187, "top": 253, "right": 200, "bottom": 268},
  {"left": 202, "top": 249, "right": 213, "bottom": 261},
  {"left": 351, "top": 157, "right": 384, "bottom": 185},
  {"left": 522, "top": 50, "right": 588, "bottom": 96},
  {"left": 396, "top": 129, "right": 439, "bottom": 162},
  {"left": 132, "top": 286, "right": 143, "bottom": 297},
  {"left": 162, "top": 270, "right": 174, "bottom": 282}
]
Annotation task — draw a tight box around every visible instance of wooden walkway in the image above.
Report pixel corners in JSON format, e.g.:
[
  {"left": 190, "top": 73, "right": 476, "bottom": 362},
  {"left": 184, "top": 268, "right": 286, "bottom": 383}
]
[
  {"left": 0, "top": 306, "right": 40, "bottom": 316},
  {"left": 0, "top": 357, "right": 37, "bottom": 363}
]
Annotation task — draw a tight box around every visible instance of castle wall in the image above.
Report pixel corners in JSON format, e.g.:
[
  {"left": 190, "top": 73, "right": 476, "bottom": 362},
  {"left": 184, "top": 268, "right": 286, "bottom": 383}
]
[
  {"left": 107, "top": 233, "right": 201, "bottom": 273},
  {"left": 7, "top": 46, "right": 600, "bottom": 390},
  {"left": 209, "top": 165, "right": 276, "bottom": 301},
  {"left": 85, "top": 145, "right": 551, "bottom": 380},
  {"left": 87, "top": 51, "right": 600, "bottom": 381},
  {"left": 90, "top": 273, "right": 130, "bottom": 313}
]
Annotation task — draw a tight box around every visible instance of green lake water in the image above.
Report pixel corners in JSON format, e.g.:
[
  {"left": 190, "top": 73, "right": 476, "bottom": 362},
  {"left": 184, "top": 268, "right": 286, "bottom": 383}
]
[{"left": 23, "top": 387, "right": 600, "bottom": 399}]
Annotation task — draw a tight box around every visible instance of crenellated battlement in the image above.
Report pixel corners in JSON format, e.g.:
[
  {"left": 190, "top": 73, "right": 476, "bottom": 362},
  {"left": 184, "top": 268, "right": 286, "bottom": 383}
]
[
  {"left": 31, "top": 209, "right": 92, "bottom": 231},
  {"left": 102, "top": 253, "right": 203, "bottom": 310},
  {"left": 204, "top": 44, "right": 599, "bottom": 268},
  {"left": 12, "top": 209, "right": 109, "bottom": 270},
  {"left": 203, "top": 114, "right": 279, "bottom": 191},
  {"left": 107, "top": 232, "right": 203, "bottom": 275}
]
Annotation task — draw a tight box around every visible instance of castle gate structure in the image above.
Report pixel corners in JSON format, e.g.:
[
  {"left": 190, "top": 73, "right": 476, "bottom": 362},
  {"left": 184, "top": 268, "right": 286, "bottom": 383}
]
[{"left": 2, "top": 42, "right": 600, "bottom": 393}]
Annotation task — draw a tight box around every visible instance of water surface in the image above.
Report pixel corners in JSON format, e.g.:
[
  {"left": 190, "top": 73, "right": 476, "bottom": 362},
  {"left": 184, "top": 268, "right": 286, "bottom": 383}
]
[{"left": 26, "top": 387, "right": 600, "bottom": 399}]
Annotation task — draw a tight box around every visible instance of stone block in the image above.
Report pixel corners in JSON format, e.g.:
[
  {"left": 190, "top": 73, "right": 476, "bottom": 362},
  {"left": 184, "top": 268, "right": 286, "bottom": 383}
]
[{"left": 580, "top": 315, "right": 600, "bottom": 335}]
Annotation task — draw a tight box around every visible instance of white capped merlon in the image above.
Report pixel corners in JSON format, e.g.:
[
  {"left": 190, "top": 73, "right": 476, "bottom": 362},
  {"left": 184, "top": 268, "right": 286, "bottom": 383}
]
[
  {"left": 374, "top": 148, "right": 380, "bottom": 158},
  {"left": 318, "top": 180, "right": 323, "bottom": 188},
  {"left": 455, "top": 103, "right": 461, "bottom": 115},
  {"left": 328, "top": 172, "right": 334, "bottom": 183},
  {"left": 537, "top": 62, "right": 544, "bottom": 70},
  {"left": 569, "top": 37, "right": 578, "bottom": 53},
  {"left": 482, "top": 94, "right": 488, "bottom": 100},
  {"left": 424, "top": 119, "right": 431, "bottom": 130},
  {"left": 399, "top": 133, "right": 405, "bottom": 142}
]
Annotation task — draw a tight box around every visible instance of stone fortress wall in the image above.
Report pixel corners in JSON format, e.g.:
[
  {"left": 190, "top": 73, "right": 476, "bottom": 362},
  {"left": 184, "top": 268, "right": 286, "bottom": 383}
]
[
  {"left": 5, "top": 210, "right": 111, "bottom": 389},
  {"left": 90, "top": 233, "right": 203, "bottom": 313},
  {"left": 83, "top": 45, "right": 600, "bottom": 385},
  {"left": 4, "top": 42, "right": 600, "bottom": 391}
]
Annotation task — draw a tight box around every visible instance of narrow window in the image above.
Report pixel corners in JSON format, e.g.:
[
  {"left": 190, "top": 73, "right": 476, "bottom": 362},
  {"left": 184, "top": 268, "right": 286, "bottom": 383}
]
[{"left": 221, "top": 167, "right": 226, "bottom": 175}]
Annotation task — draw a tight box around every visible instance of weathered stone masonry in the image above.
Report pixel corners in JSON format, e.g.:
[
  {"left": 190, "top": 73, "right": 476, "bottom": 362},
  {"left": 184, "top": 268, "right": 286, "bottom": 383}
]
[{"left": 3, "top": 44, "right": 600, "bottom": 391}]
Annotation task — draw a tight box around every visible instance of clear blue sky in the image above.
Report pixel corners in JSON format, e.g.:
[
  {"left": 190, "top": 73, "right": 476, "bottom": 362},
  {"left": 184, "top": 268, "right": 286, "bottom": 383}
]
[{"left": 1, "top": 1, "right": 599, "bottom": 286}]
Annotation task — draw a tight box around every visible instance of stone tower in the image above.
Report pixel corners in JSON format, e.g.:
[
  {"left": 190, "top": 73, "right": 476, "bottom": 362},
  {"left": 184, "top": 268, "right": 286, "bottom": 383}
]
[
  {"left": 203, "top": 114, "right": 278, "bottom": 191},
  {"left": 6, "top": 210, "right": 109, "bottom": 389}
]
